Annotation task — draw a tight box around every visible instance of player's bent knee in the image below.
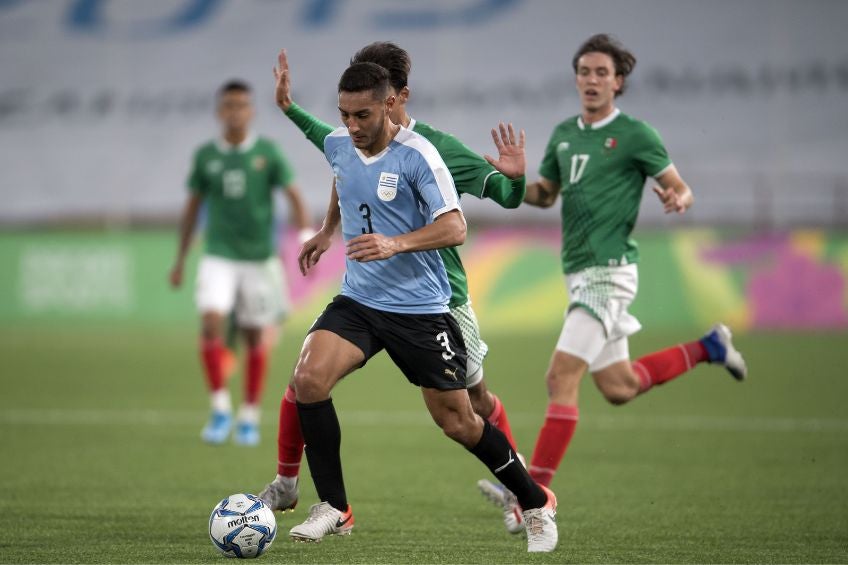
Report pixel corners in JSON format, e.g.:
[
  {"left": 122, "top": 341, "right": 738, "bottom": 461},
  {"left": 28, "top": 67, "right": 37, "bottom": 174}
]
[
  {"left": 600, "top": 384, "right": 638, "bottom": 406},
  {"left": 466, "top": 385, "right": 493, "bottom": 418},
  {"left": 291, "top": 365, "right": 330, "bottom": 402}
]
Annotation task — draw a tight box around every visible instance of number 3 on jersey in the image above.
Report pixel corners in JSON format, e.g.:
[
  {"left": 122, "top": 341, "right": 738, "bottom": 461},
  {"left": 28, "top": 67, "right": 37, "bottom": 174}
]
[
  {"left": 359, "top": 203, "right": 374, "bottom": 234},
  {"left": 570, "top": 154, "right": 590, "bottom": 184}
]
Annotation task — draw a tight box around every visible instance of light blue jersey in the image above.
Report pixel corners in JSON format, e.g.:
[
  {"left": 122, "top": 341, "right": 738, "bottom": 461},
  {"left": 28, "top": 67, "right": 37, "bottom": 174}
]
[{"left": 324, "top": 126, "right": 461, "bottom": 314}]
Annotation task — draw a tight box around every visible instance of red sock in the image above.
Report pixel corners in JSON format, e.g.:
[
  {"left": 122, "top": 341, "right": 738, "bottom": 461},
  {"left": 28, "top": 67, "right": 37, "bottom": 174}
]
[
  {"left": 529, "top": 403, "right": 579, "bottom": 487},
  {"left": 277, "top": 385, "right": 304, "bottom": 477},
  {"left": 633, "top": 340, "right": 708, "bottom": 393},
  {"left": 200, "top": 337, "right": 225, "bottom": 392},
  {"left": 244, "top": 346, "right": 268, "bottom": 405},
  {"left": 486, "top": 394, "right": 517, "bottom": 451}
]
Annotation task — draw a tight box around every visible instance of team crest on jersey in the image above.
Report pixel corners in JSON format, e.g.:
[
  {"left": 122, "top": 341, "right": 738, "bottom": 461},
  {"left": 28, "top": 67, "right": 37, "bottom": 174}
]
[
  {"left": 604, "top": 137, "right": 617, "bottom": 149},
  {"left": 252, "top": 156, "right": 266, "bottom": 171},
  {"left": 377, "top": 172, "right": 399, "bottom": 201},
  {"left": 557, "top": 141, "right": 570, "bottom": 153},
  {"left": 206, "top": 160, "right": 223, "bottom": 174}
]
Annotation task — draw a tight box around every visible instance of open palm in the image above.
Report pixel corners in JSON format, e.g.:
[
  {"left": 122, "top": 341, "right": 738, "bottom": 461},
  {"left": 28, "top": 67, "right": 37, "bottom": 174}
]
[
  {"left": 273, "top": 49, "right": 293, "bottom": 112},
  {"left": 484, "top": 122, "right": 526, "bottom": 179}
]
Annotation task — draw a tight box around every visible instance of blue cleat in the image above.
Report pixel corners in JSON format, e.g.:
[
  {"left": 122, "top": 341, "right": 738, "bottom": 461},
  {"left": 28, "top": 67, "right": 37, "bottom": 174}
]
[
  {"left": 700, "top": 323, "right": 748, "bottom": 381},
  {"left": 234, "top": 421, "right": 260, "bottom": 446},
  {"left": 201, "top": 410, "right": 232, "bottom": 444}
]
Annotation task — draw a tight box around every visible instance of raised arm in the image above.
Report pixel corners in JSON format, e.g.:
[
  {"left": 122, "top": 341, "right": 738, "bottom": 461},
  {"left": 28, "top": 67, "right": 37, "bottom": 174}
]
[
  {"left": 652, "top": 165, "right": 694, "bottom": 214},
  {"left": 345, "top": 209, "right": 466, "bottom": 263},
  {"left": 169, "top": 193, "right": 203, "bottom": 287},
  {"left": 274, "top": 49, "right": 334, "bottom": 152},
  {"left": 524, "top": 177, "right": 560, "bottom": 208}
]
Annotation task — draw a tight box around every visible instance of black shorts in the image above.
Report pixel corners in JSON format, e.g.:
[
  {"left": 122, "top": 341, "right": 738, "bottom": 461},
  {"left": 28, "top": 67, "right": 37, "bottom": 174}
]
[{"left": 309, "top": 295, "right": 468, "bottom": 391}]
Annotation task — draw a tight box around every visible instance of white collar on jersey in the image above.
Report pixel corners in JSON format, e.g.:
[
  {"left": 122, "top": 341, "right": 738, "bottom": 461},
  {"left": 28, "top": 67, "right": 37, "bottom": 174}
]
[
  {"left": 406, "top": 117, "right": 417, "bottom": 130},
  {"left": 577, "top": 107, "right": 621, "bottom": 130},
  {"left": 353, "top": 125, "right": 408, "bottom": 165},
  {"left": 216, "top": 132, "right": 258, "bottom": 153}
]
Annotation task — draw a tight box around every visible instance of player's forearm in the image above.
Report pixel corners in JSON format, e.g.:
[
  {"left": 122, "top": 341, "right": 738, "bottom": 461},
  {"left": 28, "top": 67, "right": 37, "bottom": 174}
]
[
  {"left": 174, "top": 198, "right": 201, "bottom": 264},
  {"left": 523, "top": 180, "right": 558, "bottom": 208},
  {"left": 284, "top": 103, "right": 334, "bottom": 152},
  {"left": 285, "top": 186, "right": 311, "bottom": 230},
  {"left": 394, "top": 210, "right": 466, "bottom": 253},
  {"left": 485, "top": 174, "right": 526, "bottom": 209},
  {"left": 319, "top": 182, "right": 341, "bottom": 234}
]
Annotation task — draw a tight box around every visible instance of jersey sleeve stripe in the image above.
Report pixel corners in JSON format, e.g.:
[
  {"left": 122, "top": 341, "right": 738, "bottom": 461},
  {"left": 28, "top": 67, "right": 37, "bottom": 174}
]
[
  {"left": 480, "top": 170, "right": 501, "bottom": 198},
  {"left": 396, "top": 129, "right": 459, "bottom": 212},
  {"left": 652, "top": 162, "right": 674, "bottom": 179}
]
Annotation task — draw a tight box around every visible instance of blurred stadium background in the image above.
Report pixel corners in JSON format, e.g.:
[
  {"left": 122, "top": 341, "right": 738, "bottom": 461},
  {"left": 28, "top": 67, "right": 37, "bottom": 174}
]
[{"left": 1, "top": 1, "right": 847, "bottom": 563}]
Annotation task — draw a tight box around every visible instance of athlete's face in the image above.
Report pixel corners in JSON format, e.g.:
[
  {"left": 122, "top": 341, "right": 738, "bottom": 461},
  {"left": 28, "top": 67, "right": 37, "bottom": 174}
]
[
  {"left": 217, "top": 91, "right": 254, "bottom": 133},
  {"left": 575, "top": 52, "right": 623, "bottom": 113},
  {"left": 338, "top": 89, "right": 396, "bottom": 153}
]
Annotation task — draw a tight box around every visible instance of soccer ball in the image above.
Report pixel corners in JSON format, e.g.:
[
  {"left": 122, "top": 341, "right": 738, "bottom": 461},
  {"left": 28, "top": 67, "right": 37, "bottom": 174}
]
[{"left": 209, "top": 493, "right": 277, "bottom": 558}]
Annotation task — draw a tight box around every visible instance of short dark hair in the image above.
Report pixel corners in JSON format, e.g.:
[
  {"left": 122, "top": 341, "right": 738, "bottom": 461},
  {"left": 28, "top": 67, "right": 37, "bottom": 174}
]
[
  {"left": 217, "top": 79, "right": 252, "bottom": 98},
  {"left": 572, "top": 34, "right": 637, "bottom": 96},
  {"left": 350, "top": 41, "right": 411, "bottom": 93},
  {"left": 338, "top": 62, "right": 391, "bottom": 101}
]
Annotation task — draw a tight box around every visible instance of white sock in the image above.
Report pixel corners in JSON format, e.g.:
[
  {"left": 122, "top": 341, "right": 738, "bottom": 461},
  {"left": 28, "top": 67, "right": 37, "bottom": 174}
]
[
  {"left": 211, "top": 389, "right": 232, "bottom": 413},
  {"left": 274, "top": 474, "right": 297, "bottom": 489},
  {"left": 238, "top": 403, "right": 260, "bottom": 425}
]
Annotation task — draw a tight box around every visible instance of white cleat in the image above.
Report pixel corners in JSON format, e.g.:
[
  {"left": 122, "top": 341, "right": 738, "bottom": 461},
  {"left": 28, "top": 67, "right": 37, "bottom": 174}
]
[
  {"left": 258, "top": 477, "right": 299, "bottom": 512},
  {"left": 524, "top": 485, "right": 558, "bottom": 553},
  {"left": 703, "top": 323, "right": 748, "bottom": 381},
  {"left": 289, "top": 502, "right": 354, "bottom": 542},
  {"left": 477, "top": 479, "right": 524, "bottom": 534}
]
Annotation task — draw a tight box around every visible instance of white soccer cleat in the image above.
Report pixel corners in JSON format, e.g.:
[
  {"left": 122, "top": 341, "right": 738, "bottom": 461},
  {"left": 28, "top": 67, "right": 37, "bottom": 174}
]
[
  {"left": 523, "top": 485, "right": 558, "bottom": 553},
  {"left": 258, "top": 477, "right": 299, "bottom": 512},
  {"left": 289, "top": 502, "right": 354, "bottom": 542},
  {"left": 702, "top": 323, "right": 748, "bottom": 381},
  {"left": 477, "top": 479, "right": 524, "bottom": 534}
]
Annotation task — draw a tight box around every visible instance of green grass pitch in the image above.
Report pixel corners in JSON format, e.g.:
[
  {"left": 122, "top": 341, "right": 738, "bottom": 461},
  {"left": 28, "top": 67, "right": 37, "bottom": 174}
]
[{"left": 1, "top": 324, "right": 847, "bottom": 564}]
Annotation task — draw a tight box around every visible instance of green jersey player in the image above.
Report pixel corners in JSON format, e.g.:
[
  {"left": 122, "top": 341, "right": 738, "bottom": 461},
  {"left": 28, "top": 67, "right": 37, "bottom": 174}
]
[
  {"left": 169, "top": 80, "right": 311, "bottom": 447},
  {"left": 478, "top": 35, "right": 748, "bottom": 525},
  {"left": 259, "top": 44, "right": 555, "bottom": 546}
]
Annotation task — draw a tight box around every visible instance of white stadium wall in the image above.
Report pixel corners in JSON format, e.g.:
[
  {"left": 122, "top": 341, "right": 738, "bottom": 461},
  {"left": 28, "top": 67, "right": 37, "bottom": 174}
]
[{"left": 1, "top": 0, "right": 847, "bottom": 227}]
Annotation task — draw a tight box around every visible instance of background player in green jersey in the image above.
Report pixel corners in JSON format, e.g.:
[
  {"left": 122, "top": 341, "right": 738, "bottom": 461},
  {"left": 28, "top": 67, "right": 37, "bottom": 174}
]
[
  {"left": 169, "top": 80, "right": 311, "bottom": 446},
  {"left": 259, "top": 44, "right": 535, "bottom": 534},
  {"left": 479, "top": 35, "right": 748, "bottom": 522}
]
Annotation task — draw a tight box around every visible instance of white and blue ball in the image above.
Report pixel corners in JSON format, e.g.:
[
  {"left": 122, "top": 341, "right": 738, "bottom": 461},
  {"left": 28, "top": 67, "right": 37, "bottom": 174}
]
[{"left": 209, "top": 493, "right": 277, "bottom": 558}]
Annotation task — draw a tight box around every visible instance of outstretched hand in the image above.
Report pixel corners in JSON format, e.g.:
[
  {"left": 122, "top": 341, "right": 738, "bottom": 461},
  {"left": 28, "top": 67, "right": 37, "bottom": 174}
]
[
  {"left": 273, "top": 49, "right": 293, "bottom": 112},
  {"left": 484, "top": 122, "right": 526, "bottom": 179},
  {"left": 652, "top": 185, "right": 687, "bottom": 214}
]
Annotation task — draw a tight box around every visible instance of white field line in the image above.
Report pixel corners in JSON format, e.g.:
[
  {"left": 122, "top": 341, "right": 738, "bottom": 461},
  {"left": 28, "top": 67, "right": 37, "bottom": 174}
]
[{"left": 1, "top": 408, "right": 847, "bottom": 433}]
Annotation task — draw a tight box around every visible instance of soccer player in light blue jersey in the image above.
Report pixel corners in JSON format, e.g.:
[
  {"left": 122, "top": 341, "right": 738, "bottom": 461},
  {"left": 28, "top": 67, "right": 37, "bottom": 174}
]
[
  {"left": 273, "top": 62, "right": 557, "bottom": 552},
  {"left": 262, "top": 43, "right": 532, "bottom": 536}
]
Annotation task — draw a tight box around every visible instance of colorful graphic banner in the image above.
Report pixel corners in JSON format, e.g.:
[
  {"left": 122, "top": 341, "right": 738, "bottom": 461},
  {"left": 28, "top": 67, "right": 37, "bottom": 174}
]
[{"left": 1, "top": 228, "right": 846, "bottom": 332}]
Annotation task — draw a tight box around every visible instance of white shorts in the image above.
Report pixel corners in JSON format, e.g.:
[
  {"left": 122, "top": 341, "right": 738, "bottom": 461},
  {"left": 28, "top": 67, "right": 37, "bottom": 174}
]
[
  {"left": 449, "top": 302, "right": 489, "bottom": 388},
  {"left": 195, "top": 254, "right": 289, "bottom": 328},
  {"left": 556, "top": 264, "right": 641, "bottom": 372}
]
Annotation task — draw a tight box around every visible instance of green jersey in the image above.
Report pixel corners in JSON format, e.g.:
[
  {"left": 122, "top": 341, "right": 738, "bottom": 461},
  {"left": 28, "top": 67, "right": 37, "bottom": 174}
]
[
  {"left": 187, "top": 135, "right": 295, "bottom": 261},
  {"left": 285, "top": 103, "right": 525, "bottom": 307},
  {"left": 539, "top": 109, "right": 672, "bottom": 274}
]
